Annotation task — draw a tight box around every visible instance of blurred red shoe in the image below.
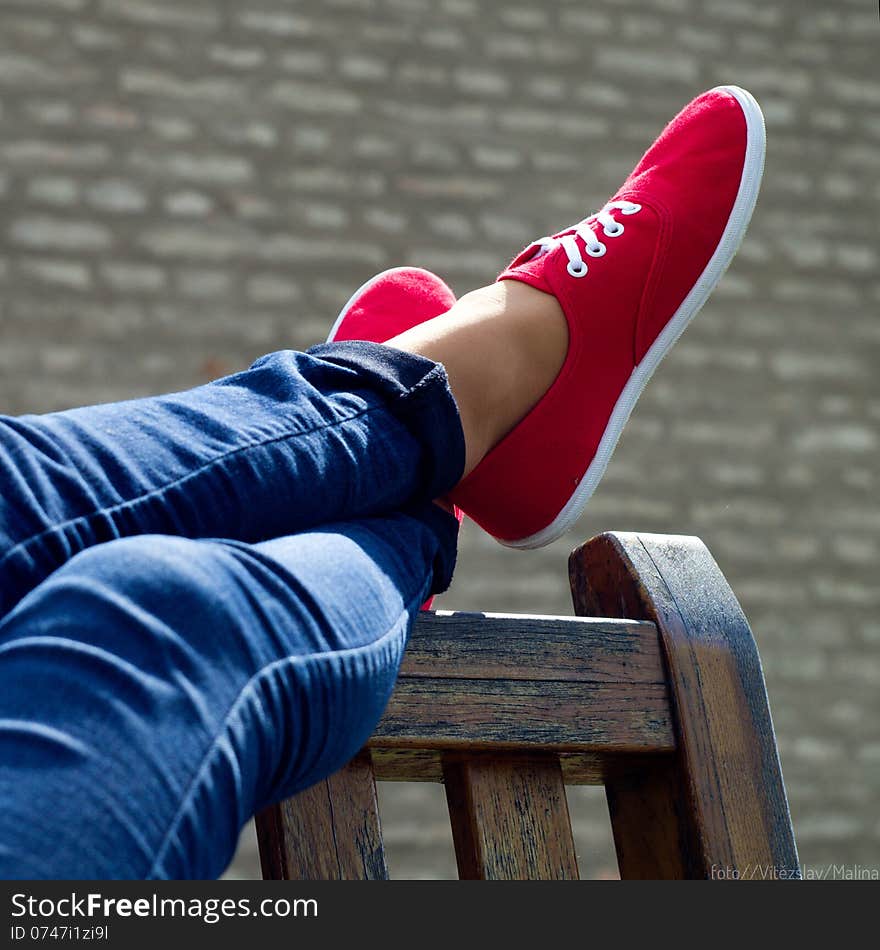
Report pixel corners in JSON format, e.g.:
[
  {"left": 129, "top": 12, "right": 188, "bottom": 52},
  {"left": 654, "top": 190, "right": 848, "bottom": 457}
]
[{"left": 328, "top": 266, "right": 456, "bottom": 347}]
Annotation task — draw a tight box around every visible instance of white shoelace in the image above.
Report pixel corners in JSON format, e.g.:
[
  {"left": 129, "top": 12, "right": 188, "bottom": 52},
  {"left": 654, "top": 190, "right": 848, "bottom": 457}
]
[{"left": 530, "top": 200, "right": 642, "bottom": 277}]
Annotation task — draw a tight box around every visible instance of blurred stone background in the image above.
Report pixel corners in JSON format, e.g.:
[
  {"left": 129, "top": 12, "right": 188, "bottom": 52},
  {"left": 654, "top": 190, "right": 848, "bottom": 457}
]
[{"left": 0, "top": 0, "right": 877, "bottom": 879}]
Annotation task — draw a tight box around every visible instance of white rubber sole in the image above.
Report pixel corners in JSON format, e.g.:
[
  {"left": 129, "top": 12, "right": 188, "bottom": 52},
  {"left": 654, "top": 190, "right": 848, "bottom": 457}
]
[{"left": 503, "top": 85, "right": 767, "bottom": 550}]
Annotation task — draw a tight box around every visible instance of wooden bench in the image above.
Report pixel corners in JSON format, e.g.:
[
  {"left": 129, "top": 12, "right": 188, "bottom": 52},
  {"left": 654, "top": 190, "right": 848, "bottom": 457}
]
[{"left": 256, "top": 531, "right": 799, "bottom": 880}]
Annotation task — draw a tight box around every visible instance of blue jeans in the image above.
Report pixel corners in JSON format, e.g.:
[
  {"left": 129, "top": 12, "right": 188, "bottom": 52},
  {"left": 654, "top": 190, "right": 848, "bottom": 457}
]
[{"left": 0, "top": 342, "right": 465, "bottom": 879}]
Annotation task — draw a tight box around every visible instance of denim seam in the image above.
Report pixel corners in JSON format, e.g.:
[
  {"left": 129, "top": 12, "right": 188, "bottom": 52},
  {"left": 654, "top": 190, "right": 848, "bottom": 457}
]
[
  {"left": 145, "top": 597, "right": 420, "bottom": 879},
  {"left": 0, "top": 400, "right": 406, "bottom": 577}
]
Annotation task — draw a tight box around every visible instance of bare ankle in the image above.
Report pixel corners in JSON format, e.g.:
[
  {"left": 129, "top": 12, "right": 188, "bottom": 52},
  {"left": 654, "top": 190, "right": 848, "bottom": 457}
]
[{"left": 386, "top": 279, "right": 568, "bottom": 478}]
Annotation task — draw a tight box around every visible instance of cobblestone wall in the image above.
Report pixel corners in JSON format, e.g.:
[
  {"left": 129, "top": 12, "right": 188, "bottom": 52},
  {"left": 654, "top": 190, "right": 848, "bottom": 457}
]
[{"left": 0, "top": 0, "right": 877, "bottom": 879}]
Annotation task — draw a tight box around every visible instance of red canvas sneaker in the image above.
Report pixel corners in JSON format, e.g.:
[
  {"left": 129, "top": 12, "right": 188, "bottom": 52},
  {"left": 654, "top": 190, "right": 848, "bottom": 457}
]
[
  {"left": 327, "top": 266, "right": 456, "bottom": 346},
  {"left": 450, "top": 85, "right": 766, "bottom": 548},
  {"left": 328, "top": 266, "right": 462, "bottom": 608}
]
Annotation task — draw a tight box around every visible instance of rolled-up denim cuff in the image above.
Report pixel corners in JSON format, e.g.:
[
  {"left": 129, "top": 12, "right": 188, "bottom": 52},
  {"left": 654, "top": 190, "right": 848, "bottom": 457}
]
[
  {"left": 308, "top": 340, "right": 466, "bottom": 503},
  {"left": 405, "top": 501, "right": 460, "bottom": 595}
]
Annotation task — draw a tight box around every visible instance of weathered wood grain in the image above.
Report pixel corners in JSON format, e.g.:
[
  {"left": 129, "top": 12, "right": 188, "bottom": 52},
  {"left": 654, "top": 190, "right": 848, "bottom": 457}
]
[
  {"left": 603, "top": 755, "right": 693, "bottom": 879},
  {"left": 443, "top": 754, "right": 579, "bottom": 880},
  {"left": 370, "top": 748, "right": 626, "bottom": 785},
  {"left": 402, "top": 611, "right": 663, "bottom": 683},
  {"left": 372, "top": 677, "right": 673, "bottom": 752},
  {"left": 569, "top": 531, "right": 799, "bottom": 879},
  {"left": 255, "top": 752, "right": 387, "bottom": 880},
  {"left": 369, "top": 611, "right": 674, "bottom": 754}
]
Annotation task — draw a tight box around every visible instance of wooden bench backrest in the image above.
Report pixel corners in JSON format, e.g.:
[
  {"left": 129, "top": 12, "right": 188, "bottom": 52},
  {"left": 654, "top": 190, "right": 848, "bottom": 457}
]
[{"left": 256, "top": 532, "right": 799, "bottom": 880}]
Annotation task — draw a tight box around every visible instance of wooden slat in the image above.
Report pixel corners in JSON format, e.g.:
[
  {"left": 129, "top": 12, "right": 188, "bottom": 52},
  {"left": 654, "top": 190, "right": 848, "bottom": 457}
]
[
  {"left": 570, "top": 531, "right": 799, "bottom": 879},
  {"left": 603, "top": 756, "right": 693, "bottom": 879},
  {"left": 403, "top": 612, "right": 664, "bottom": 683},
  {"left": 367, "top": 610, "right": 673, "bottom": 754},
  {"left": 372, "top": 677, "right": 673, "bottom": 752},
  {"left": 443, "top": 754, "right": 579, "bottom": 880},
  {"left": 369, "top": 748, "right": 624, "bottom": 785},
  {"left": 370, "top": 749, "right": 444, "bottom": 782},
  {"left": 255, "top": 753, "right": 387, "bottom": 880}
]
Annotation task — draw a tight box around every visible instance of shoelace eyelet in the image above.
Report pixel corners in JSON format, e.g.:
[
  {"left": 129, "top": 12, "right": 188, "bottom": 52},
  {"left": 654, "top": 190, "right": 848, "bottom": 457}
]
[{"left": 549, "top": 200, "right": 641, "bottom": 279}]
